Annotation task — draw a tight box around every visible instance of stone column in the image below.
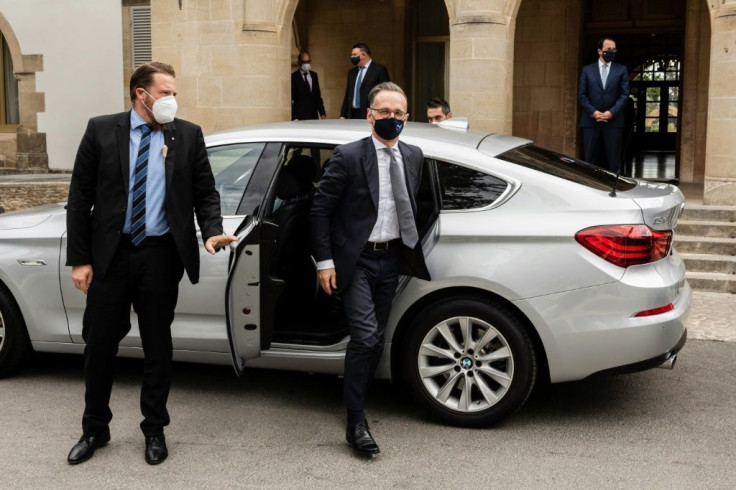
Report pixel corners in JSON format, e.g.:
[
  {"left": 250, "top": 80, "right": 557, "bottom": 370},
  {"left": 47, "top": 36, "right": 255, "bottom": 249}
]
[
  {"left": 703, "top": 2, "right": 736, "bottom": 205},
  {"left": 448, "top": 1, "right": 515, "bottom": 134}
]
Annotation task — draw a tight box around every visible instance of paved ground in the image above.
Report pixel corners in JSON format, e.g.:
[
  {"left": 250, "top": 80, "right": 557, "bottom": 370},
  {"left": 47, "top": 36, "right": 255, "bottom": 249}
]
[{"left": 0, "top": 339, "right": 734, "bottom": 489}]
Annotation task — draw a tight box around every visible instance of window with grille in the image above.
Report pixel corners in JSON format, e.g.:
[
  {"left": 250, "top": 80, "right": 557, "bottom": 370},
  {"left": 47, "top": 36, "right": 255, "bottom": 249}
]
[{"left": 131, "top": 6, "right": 152, "bottom": 69}]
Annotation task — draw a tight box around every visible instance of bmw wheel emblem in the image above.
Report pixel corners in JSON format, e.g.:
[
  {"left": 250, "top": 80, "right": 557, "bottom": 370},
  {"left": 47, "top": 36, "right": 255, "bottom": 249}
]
[{"left": 461, "top": 357, "right": 472, "bottom": 369}]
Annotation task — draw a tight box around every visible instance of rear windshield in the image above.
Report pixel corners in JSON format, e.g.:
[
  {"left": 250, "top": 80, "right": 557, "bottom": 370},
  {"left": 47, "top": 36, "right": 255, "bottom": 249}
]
[{"left": 496, "top": 144, "right": 636, "bottom": 192}]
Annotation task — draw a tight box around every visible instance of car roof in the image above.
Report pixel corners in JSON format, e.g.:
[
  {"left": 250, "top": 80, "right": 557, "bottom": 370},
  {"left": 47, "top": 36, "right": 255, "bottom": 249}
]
[{"left": 205, "top": 119, "right": 529, "bottom": 156}]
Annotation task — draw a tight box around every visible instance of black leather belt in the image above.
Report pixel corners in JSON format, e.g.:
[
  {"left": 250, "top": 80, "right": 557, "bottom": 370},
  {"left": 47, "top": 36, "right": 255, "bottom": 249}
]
[{"left": 365, "top": 239, "right": 399, "bottom": 252}]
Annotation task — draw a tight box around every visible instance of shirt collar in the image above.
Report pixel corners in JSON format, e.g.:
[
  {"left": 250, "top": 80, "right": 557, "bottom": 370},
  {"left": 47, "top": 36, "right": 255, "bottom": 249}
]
[
  {"left": 361, "top": 60, "right": 372, "bottom": 70},
  {"left": 599, "top": 59, "right": 610, "bottom": 68},
  {"left": 371, "top": 135, "right": 397, "bottom": 151},
  {"left": 130, "top": 109, "right": 151, "bottom": 131}
]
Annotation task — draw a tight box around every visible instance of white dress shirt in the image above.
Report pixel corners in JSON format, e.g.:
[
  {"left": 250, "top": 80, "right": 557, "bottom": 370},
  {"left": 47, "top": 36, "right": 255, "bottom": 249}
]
[{"left": 316, "top": 135, "right": 403, "bottom": 271}]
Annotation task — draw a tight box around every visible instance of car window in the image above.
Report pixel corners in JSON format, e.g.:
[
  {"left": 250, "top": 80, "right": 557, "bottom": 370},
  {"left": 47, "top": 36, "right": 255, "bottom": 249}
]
[
  {"left": 415, "top": 158, "right": 439, "bottom": 235},
  {"left": 496, "top": 144, "right": 636, "bottom": 192},
  {"left": 436, "top": 160, "right": 508, "bottom": 210},
  {"left": 208, "top": 142, "right": 266, "bottom": 215}
]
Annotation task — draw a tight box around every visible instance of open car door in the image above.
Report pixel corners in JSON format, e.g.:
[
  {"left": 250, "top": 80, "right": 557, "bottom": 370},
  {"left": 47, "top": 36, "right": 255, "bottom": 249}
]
[{"left": 225, "top": 215, "right": 264, "bottom": 376}]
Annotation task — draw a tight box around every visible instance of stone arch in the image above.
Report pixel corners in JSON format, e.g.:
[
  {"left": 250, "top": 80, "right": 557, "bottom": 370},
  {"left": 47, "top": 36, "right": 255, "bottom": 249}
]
[{"left": 0, "top": 11, "right": 47, "bottom": 172}]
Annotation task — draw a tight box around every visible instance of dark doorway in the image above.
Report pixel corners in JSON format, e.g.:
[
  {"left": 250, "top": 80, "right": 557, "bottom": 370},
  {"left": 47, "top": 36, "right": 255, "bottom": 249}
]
[
  {"left": 581, "top": 0, "right": 686, "bottom": 182},
  {"left": 410, "top": 0, "right": 449, "bottom": 120}
]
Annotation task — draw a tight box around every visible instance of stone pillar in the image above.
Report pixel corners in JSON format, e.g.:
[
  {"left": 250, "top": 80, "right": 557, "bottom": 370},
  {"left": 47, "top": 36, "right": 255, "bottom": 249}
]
[
  {"left": 448, "top": 1, "right": 514, "bottom": 134},
  {"left": 703, "top": 2, "right": 736, "bottom": 205}
]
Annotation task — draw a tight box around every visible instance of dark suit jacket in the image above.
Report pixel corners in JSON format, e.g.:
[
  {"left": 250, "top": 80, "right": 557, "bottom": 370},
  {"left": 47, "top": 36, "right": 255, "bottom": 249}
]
[
  {"left": 291, "top": 69, "right": 326, "bottom": 120},
  {"left": 578, "top": 61, "right": 630, "bottom": 128},
  {"left": 340, "top": 62, "right": 390, "bottom": 118},
  {"left": 310, "top": 136, "right": 430, "bottom": 290},
  {"left": 66, "top": 111, "right": 224, "bottom": 284}
]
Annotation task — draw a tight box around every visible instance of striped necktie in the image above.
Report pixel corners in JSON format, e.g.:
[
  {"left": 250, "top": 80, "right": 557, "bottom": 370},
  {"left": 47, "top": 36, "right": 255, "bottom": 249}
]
[{"left": 131, "top": 124, "right": 153, "bottom": 246}]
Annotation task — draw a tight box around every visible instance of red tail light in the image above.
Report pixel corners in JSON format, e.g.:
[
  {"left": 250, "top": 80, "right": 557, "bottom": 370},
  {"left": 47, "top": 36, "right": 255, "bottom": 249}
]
[
  {"left": 634, "top": 303, "right": 674, "bottom": 317},
  {"left": 575, "top": 225, "right": 672, "bottom": 268}
]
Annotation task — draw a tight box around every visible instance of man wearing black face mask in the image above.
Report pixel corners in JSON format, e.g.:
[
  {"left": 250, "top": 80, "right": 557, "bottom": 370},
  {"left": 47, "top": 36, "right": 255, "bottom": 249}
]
[
  {"left": 339, "top": 43, "right": 390, "bottom": 119},
  {"left": 578, "top": 37, "right": 630, "bottom": 172},
  {"left": 311, "top": 82, "right": 430, "bottom": 457}
]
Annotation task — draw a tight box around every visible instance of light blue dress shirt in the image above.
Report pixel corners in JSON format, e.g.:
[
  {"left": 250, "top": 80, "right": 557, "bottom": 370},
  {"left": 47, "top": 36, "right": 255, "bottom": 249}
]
[{"left": 123, "top": 110, "right": 170, "bottom": 236}]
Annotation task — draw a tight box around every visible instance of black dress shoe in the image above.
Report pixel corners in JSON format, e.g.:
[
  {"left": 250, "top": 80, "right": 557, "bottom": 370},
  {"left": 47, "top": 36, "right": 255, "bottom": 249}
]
[
  {"left": 145, "top": 434, "right": 168, "bottom": 465},
  {"left": 67, "top": 428, "right": 111, "bottom": 465},
  {"left": 346, "top": 421, "right": 380, "bottom": 456}
]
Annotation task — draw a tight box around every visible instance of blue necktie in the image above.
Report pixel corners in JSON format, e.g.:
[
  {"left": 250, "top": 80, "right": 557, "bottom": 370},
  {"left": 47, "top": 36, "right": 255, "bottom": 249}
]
[
  {"left": 131, "top": 124, "right": 153, "bottom": 246},
  {"left": 601, "top": 64, "right": 608, "bottom": 89},
  {"left": 353, "top": 66, "right": 365, "bottom": 108}
]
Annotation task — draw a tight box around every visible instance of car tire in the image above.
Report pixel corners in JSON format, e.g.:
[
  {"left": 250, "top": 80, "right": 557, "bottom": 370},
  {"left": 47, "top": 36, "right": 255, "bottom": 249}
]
[
  {"left": 0, "top": 287, "right": 31, "bottom": 377},
  {"left": 402, "top": 296, "right": 537, "bottom": 427}
]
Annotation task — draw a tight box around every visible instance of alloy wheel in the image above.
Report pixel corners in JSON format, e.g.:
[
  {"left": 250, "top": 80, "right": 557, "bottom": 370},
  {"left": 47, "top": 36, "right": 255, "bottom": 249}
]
[{"left": 417, "top": 315, "right": 514, "bottom": 413}]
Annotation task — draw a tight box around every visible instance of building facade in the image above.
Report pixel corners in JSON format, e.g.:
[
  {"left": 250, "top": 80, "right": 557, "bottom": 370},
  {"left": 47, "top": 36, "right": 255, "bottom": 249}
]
[{"left": 0, "top": 0, "right": 734, "bottom": 205}]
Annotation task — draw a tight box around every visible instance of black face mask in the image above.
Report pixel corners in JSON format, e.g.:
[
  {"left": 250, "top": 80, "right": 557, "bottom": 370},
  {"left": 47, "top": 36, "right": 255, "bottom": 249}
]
[
  {"left": 373, "top": 117, "right": 404, "bottom": 140},
  {"left": 350, "top": 56, "right": 360, "bottom": 66},
  {"left": 602, "top": 50, "right": 616, "bottom": 63}
]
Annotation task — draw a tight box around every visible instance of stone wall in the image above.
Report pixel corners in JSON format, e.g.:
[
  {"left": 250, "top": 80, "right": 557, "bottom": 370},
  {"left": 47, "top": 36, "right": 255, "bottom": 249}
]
[{"left": 0, "top": 182, "right": 69, "bottom": 213}]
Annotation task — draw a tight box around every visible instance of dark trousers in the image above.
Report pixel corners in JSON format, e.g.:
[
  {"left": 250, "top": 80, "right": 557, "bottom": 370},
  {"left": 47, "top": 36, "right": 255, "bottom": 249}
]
[
  {"left": 81, "top": 234, "right": 184, "bottom": 437},
  {"left": 348, "top": 108, "right": 366, "bottom": 120},
  {"left": 341, "top": 248, "right": 399, "bottom": 424},
  {"left": 583, "top": 125, "right": 623, "bottom": 172}
]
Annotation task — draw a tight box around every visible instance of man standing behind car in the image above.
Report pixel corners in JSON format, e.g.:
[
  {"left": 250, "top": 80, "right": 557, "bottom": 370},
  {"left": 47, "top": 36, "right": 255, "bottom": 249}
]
[
  {"left": 340, "top": 43, "right": 390, "bottom": 119},
  {"left": 311, "top": 82, "right": 430, "bottom": 456},
  {"left": 578, "top": 37, "right": 630, "bottom": 172},
  {"left": 291, "top": 51, "right": 326, "bottom": 121},
  {"left": 65, "top": 62, "right": 237, "bottom": 466}
]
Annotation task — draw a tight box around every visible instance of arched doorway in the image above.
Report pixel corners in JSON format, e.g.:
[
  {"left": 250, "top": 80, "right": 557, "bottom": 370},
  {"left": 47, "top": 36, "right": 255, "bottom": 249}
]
[{"left": 581, "top": 0, "right": 686, "bottom": 182}]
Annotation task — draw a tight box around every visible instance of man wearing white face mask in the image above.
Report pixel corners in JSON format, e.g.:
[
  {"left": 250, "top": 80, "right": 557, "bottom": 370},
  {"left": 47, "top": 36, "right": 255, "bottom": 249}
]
[
  {"left": 65, "top": 62, "right": 237, "bottom": 466},
  {"left": 291, "top": 51, "right": 326, "bottom": 121}
]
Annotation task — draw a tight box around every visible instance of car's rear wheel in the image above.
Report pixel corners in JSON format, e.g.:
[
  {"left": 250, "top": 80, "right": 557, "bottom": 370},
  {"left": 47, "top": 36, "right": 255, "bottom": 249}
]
[
  {"left": 0, "top": 287, "right": 31, "bottom": 377},
  {"left": 402, "top": 297, "right": 537, "bottom": 427}
]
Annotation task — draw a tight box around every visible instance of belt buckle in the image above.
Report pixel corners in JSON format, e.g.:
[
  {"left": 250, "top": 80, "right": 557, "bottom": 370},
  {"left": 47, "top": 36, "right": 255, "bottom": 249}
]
[{"left": 373, "top": 241, "right": 389, "bottom": 252}]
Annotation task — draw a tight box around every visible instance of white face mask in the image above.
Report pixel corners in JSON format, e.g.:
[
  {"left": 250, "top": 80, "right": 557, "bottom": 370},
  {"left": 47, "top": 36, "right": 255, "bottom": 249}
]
[
  {"left": 301, "top": 63, "right": 311, "bottom": 72},
  {"left": 143, "top": 89, "right": 178, "bottom": 124}
]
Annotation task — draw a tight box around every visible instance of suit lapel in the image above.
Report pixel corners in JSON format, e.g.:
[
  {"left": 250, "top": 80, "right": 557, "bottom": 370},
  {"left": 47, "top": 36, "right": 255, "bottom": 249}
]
[
  {"left": 362, "top": 137, "right": 379, "bottom": 210},
  {"left": 163, "top": 121, "right": 177, "bottom": 192},
  {"left": 117, "top": 112, "right": 131, "bottom": 194}
]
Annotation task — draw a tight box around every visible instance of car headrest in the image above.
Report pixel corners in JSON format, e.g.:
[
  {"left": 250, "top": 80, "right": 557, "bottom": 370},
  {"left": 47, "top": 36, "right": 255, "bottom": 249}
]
[
  {"left": 286, "top": 155, "right": 317, "bottom": 194},
  {"left": 275, "top": 165, "right": 301, "bottom": 200}
]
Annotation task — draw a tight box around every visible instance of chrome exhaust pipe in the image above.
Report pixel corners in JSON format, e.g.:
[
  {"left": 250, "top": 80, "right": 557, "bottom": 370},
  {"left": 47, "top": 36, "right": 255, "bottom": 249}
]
[{"left": 657, "top": 353, "right": 677, "bottom": 370}]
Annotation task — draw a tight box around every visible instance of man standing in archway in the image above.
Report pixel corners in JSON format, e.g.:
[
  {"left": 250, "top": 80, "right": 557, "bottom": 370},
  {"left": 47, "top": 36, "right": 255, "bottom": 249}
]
[
  {"left": 340, "top": 43, "right": 390, "bottom": 120},
  {"left": 578, "top": 37, "right": 630, "bottom": 172}
]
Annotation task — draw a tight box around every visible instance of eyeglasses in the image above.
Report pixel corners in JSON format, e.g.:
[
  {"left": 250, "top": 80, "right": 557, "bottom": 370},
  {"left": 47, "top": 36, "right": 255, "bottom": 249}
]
[{"left": 370, "top": 107, "right": 407, "bottom": 119}]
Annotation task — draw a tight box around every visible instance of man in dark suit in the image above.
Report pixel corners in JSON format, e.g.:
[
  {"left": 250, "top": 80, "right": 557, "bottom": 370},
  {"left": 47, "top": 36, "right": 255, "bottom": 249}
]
[
  {"left": 579, "top": 37, "right": 630, "bottom": 172},
  {"left": 311, "top": 82, "right": 430, "bottom": 456},
  {"left": 65, "top": 62, "right": 237, "bottom": 465},
  {"left": 291, "top": 51, "right": 326, "bottom": 120},
  {"left": 340, "top": 43, "right": 390, "bottom": 119}
]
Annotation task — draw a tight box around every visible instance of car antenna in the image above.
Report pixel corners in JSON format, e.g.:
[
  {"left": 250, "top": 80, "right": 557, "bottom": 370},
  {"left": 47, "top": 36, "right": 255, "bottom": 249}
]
[{"left": 609, "top": 167, "right": 621, "bottom": 197}]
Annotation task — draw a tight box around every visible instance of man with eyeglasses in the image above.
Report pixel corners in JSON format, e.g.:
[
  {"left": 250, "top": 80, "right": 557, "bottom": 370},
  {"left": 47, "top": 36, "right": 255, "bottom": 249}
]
[
  {"left": 291, "top": 51, "right": 326, "bottom": 121},
  {"left": 578, "top": 37, "right": 630, "bottom": 172},
  {"left": 311, "top": 82, "right": 430, "bottom": 457}
]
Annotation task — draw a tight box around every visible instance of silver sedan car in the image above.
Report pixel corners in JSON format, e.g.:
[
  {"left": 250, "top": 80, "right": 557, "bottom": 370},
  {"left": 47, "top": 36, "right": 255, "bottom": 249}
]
[{"left": 0, "top": 119, "right": 689, "bottom": 427}]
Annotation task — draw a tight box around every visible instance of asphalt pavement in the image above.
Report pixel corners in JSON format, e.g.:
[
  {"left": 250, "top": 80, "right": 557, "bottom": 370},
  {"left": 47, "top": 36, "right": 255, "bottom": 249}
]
[{"left": 0, "top": 337, "right": 734, "bottom": 488}]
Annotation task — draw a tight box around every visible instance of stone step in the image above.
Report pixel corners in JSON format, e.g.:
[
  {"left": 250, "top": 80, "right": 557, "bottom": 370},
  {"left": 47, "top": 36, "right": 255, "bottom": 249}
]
[
  {"left": 676, "top": 220, "right": 736, "bottom": 239},
  {"left": 686, "top": 272, "right": 736, "bottom": 294},
  {"left": 681, "top": 204, "right": 736, "bottom": 222},
  {"left": 682, "top": 253, "right": 736, "bottom": 274},
  {"left": 673, "top": 236, "right": 736, "bottom": 256}
]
